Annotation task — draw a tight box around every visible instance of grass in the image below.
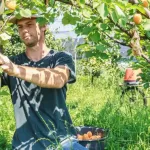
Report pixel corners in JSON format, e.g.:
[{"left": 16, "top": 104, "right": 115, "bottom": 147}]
[
  {"left": 0, "top": 87, "right": 15, "bottom": 150},
  {"left": 1, "top": 67, "right": 150, "bottom": 149},
  {"left": 67, "top": 68, "right": 150, "bottom": 150}
]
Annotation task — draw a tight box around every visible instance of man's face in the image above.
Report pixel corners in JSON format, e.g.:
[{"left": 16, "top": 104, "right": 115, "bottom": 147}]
[{"left": 17, "top": 18, "right": 42, "bottom": 47}]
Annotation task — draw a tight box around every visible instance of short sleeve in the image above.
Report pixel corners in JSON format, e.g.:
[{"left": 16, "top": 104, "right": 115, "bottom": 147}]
[
  {"left": 0, "top": 55, "right": 15, "bottom": 88},
  {"left": 55, "top": 52, "right": 76, "bottom": 84},
  {"left": 0, "top": 72, "right": 9, "bottom": 87}
]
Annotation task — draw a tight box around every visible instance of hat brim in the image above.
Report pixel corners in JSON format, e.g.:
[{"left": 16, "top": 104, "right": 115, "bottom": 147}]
[{"left": 9, "top": 15, "right": 39, "bottom": 24}]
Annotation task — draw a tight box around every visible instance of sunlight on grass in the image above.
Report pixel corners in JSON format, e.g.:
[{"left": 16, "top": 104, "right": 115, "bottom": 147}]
[{"left": 1, "top": 67, "right": 150, "bottom": 149}]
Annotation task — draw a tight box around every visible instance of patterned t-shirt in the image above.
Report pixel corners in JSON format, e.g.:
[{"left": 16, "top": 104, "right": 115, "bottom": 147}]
[{"left": 1, "top": 50, "right": 76, "bottom": 150}]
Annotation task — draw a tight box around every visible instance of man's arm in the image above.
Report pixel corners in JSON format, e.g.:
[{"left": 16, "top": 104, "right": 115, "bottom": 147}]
[
  {"left": 0, "top": 54, "right": 70, "bottom": 88},
  {"left": 15, "top": 65, "right": 69, "bottom": 88}
]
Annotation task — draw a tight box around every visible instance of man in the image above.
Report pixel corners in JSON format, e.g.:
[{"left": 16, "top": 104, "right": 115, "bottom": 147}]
[{"left": 0, "top": 15, "right": 87, "bottom": 150}]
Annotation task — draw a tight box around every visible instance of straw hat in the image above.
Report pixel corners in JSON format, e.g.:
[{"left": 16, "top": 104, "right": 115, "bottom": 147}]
[{"left": 9, "top": 14, "right": 41, "bottom": 24}]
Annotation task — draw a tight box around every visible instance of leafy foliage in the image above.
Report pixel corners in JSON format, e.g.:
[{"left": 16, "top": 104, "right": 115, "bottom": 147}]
[{"left": 56, "top": 0, "right": 150, "bottom": 86}]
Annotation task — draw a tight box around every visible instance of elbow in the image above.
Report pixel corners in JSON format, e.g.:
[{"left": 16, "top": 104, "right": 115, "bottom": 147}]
[
  {"left": 46, "top": 77, "right": 66, "bottom": 89},
  {"left": 39, "top": 74, "right": 67, "bottom": 89},
  {"left": 57, "top": 83, "right": 64, "bottom": 89},
  {"left": 54, "top": 79, "right": 66, "bottom": 88},
  {"left": 39, "top": 81, "right": 65, "bottom": 89},
  {"left": 53, "top": 74, "right": 67, "bottom": 88}
]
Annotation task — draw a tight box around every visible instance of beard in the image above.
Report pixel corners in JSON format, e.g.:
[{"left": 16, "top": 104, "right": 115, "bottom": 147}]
[
  {"left": 24, "top": 41, "right": 37, "bottom": 47},
  {"left": 22, "top": 38, "right": 38, "bottom": 47}
]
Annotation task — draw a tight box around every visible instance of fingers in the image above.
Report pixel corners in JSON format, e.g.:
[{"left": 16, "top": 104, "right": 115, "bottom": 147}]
[
  {"left": 0, "top": 53, "right": 5, "bottom": 65},
  {"left": 1, "top": 64, "right": 9, "bottom": 70},
  {"left": 0, "top": 54, "right": 15, "bottom": 75},
  {"left": 0, "top": 54, "right": 10, "bottom": 72},
  {"left": 0, "top": 53, "right": 10, "bottom": 64},
  {"left": 0, "top": 60, "right": 3, "bottom": 65}
]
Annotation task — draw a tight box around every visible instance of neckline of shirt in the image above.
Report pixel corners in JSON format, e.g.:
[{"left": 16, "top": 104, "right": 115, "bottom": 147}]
[{"left": 23, "top": 49, "right": 52, "bottom": 64}]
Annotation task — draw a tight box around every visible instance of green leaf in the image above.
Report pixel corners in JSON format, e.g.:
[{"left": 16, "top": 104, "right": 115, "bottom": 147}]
[
  {"left": 0, "top": 20, "right": 3, "bottom": 27},
  {"left": 93, "top": 2, "right": 100, "bottom": 9},
  {"left": 146, "top": 31, "right": 150, "bottom": 39},
  {"left": 143, "top": 82, "right": 149, "bottom": 89},
  {"left": 127, "top": 49, "right": 132, "bottom": 56},
  {"left": 136, "top": 5, "right": 146, "bottom": 14},
  {"left": 62, "top": 15, "right": 69, "bottom": 25},
  {"left": 50, "top": 0, "right": 55, "bottom": 6},
  {"left": 115, "top": 1, "right": 127, "bottom": 10},
  {"left": 15, "top": 13, "right": 22, "bottom": 20},
  {"left": 84, "top": 50, "right": 96, "bottom": 57},
  {"left": 5, "top": 27, "right": 14, "bottom": 34},
  {"left": 2, "top": 8, "right": 14, "bottom": 15},
  {"left": 36, "top": 17, "right": 47, "bottom": 26},
  {"left": 75, "top": 25, "right": 84, "bottom": 34},
  {"left": 100, "top": 23, "right": 108, "bottom": 30},
  {"left": 0, "top": 33, "right": 11, "bottom": 41},
  {"left": 82, "top": 26, "right": 94, "bottom": 35},
  {"left": 118, "top": 18, "right": 127, "bottom": 27},
  {"left": 82, "top": 8, "right": 92, "bottom": 18},
  {"left": 45, "top": 13, "right": 55, "bottom": 23},
  {"left": 84, "top": 50, "right": 109, "bottom": 59},
  {"left": 97, "top": 3, "right": 109, "bottom": 20},
  {"left": 126, "top": 4, "right": 145, "bottom": 14},
  {"left": 62, "top": 12, "right": 80, "bottom": 25},
  {"left": 106, "top": 0, "right": 112, "bottom": 2},
  {"left": 0, "top": 90, "right": 9, "bottom": 96},
  {"left": 48, "top": 15, "right": 55, "bottom": 23},
  {"left": 96, "top": 44, "right": 107, "bottom": 51},
  {"left": 110, "top": 11, "right": 118, "bottom": 23},
  {"left": 89, "top": 31, "right": 100, "bottom": 42},
  {"left": 80, "top": 0, "right": 85, "bottom": 4},
  {"left": 76, "top": 44, "right": 90, "bottom": 49},
  {"left": 143, "top": 20, "right": 150, "bottom": 31},
  {"left": 0, "top": 0, "right": 4, "bottom": 15},
  {"left": 100, "top": 52, "right": 109, "bottom": 59},
  {"left": 114, "top": 5, "right": 125, "bottom": 18},
  {"left": 20, "top": 9, "right": 32, "bottom": 18}
]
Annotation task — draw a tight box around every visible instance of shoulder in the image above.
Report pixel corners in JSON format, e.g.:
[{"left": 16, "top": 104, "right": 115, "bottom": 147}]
[
  {"left": 9, "top": 52, "right": 25, "bottom": 63},
  {"left": 51, "top": 50, "right": 73, "bottom": 59},
  {"left": 48, "top": 50, "right": 74, "bottom": 66}
]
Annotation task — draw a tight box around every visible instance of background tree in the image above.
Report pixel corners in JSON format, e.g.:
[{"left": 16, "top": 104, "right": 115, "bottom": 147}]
[{"left": 1, "top": 0, "right": 150, "bottom": 86}]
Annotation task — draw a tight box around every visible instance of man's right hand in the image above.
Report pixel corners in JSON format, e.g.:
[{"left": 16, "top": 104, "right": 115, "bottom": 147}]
[{"left": 0, "top": 53, "right": 18, "bottom": 76}]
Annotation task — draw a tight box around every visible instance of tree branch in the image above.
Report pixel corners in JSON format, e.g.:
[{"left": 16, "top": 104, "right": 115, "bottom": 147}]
[
  {"left": 55, "top": 0, "right": 73, "bottom": 6},
  {"left": 104, "top": 32, "right": 129, "bottom": 46},
  {"left": 44, "top": 0, "right": 49, "bottom": 6},
  {"left": 0, "top": 45, "right": 3, "bottom": 53},
  {"left": 55, "top": 0, "right": 93, "bottom": 8},
  {"left": 128, "top": 0, "right": 138, "bottom": 4},
  {"left": 141, "top": 53, "right": 150, "bottom": 63},
  {"left": 108, "top": 16, "right": 132, "bottom": 38}
]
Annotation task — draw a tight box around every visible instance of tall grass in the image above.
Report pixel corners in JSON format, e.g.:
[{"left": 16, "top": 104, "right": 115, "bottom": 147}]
[
  {"left": 0, "top": 87, "right": 14, "bottom": 150},
  {"left": 1, "top": 66, "right": 150, "bottom": 149},
  {"left": 67, "top": 67, "right": 150, "bottom": 150}
]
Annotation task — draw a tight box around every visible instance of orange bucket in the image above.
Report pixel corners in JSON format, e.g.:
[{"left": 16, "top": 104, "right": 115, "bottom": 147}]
[{"left": 124, "top": 68, "right": 142, "bottom": 82}]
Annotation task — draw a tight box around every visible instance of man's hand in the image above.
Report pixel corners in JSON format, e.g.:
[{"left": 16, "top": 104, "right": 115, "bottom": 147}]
[{"left": 0, "top": 53, "right": 18, "bottom": 76}]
